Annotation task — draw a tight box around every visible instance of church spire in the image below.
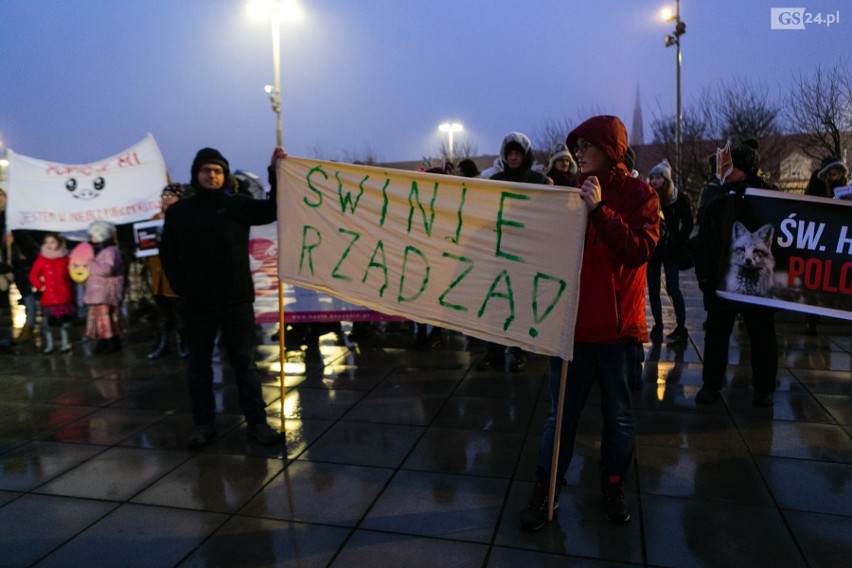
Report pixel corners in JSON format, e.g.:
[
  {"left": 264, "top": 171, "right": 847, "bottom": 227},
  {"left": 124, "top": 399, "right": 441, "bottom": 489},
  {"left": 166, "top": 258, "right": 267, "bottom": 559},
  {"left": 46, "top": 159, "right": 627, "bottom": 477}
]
[{"left": 631, "top": 86, "right": 644, "bottom": 146}]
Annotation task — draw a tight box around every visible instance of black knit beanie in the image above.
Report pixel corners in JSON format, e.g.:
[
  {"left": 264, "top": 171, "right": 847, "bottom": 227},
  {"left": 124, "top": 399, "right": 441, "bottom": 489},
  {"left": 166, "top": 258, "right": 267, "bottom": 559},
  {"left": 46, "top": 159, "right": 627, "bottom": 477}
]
[
  {"left": 731, "top": 139, "right": 760, "bottom": 177},
  {"left": 191, "top": 147, "right": 230, "bottom": 189}
]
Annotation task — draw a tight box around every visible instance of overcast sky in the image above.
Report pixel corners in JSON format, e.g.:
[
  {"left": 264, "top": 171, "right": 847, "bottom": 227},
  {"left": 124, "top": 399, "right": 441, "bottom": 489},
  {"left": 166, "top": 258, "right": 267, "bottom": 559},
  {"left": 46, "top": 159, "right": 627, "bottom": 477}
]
[{"left": 1, "top": 0, "right": 848, "bottom": 184}]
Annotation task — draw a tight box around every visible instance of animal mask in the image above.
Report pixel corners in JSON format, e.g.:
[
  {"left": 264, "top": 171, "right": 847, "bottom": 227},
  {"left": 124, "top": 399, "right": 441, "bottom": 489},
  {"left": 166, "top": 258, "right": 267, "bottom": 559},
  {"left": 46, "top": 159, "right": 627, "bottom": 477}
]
[{"left": 716, "top": 140, "right": 733, "bottom": 184}]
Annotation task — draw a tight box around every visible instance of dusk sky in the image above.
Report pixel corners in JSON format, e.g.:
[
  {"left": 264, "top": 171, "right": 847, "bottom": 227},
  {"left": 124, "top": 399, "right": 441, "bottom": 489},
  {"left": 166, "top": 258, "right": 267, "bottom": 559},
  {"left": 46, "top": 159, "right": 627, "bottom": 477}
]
[{"left": 1, "top": 0, "right": 849, "bottom": 184}]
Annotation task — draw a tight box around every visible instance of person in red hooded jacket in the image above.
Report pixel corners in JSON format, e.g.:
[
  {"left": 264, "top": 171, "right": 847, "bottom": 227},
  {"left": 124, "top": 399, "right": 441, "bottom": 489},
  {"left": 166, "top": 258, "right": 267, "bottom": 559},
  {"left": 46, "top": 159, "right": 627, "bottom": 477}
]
[
  {"left": 520, "top": 116, "right": 660, "bottom": 531},
  {"left": 29, "top": 234, "right": 76, "bottom": 353}
]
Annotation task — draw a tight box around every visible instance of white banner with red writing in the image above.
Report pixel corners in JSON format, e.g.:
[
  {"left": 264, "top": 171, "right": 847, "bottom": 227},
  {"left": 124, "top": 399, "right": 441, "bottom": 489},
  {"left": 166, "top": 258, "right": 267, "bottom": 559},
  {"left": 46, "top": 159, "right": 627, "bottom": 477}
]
[
  {"left": 5, "top": 133, "right": 167, "bottom": 231},
  {"left": 716, "top": 188, "right": 852, "bottom": 319},
  {"left": 276, "top": 158, "right": 587, "bottom": 359}
]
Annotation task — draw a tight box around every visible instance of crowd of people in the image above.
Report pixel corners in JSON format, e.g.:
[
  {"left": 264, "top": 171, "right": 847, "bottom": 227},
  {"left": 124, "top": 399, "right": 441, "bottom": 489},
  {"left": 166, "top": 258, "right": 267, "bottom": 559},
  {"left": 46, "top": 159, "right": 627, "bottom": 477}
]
[{"left": 0, "top": 117, "right": 848, "bottom": 532}]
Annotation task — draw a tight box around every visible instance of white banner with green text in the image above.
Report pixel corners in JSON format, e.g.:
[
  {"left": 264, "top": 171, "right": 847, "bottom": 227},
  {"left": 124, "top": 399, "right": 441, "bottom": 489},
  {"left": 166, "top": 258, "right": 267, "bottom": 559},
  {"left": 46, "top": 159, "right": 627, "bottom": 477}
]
[{"left": 277, "top": 158, "right": 586, "bottom": 360}]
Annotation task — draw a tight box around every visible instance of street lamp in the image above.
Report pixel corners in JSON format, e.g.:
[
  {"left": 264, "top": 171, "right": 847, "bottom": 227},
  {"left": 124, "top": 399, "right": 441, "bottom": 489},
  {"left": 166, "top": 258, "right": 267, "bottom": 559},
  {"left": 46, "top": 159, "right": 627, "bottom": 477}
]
[
  {"left": 248, "top": 0, "right": 303, "bottom": 146},
  {"left": 662, "top": 1, "right": 686, "bottom": 188},
  {"left": 439, "top": 122, "right": 463, "bottom": 168}
]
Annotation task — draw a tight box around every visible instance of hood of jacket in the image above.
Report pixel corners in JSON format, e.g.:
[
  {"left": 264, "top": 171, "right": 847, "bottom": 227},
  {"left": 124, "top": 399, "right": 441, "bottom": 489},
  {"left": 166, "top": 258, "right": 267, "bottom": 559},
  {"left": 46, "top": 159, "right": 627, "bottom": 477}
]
[
  {"left": 566, "top": 115, "right": 631, "bottom": 177},
  {"left": 499, "top": 131, "right": 534, "bottom": 172}
]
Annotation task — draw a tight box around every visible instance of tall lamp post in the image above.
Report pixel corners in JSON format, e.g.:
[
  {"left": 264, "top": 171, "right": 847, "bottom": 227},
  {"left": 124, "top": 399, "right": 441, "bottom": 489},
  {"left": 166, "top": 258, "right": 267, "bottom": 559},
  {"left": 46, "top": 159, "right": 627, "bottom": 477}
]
[
  {"left": 439, "top": 122, "right": 463, "bottom": 168},
  {"left": 662, "top": 1, "right": 686, "bottom": 188},
  {"left": 248, "top": 0, "right": 302, "bottom": 409},
  {"left": 249, "top": 0, "right": 302, "bottom": 146}
]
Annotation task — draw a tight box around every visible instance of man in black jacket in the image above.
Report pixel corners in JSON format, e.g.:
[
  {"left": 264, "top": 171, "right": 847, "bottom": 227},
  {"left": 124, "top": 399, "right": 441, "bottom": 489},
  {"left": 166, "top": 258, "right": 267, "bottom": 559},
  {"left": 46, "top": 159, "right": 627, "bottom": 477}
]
[
  {"left": 693, "top": 139, "right": 778, "bottom": 407},
  {"left": 160, "top": 147, "right": 286, "bottom": 448}
]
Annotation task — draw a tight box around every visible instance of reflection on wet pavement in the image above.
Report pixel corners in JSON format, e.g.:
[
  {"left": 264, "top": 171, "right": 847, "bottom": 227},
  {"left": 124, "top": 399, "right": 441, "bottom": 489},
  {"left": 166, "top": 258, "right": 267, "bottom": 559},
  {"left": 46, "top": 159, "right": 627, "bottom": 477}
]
[{"left": 1, "top": 272, "right": 850, "bottom": 566}]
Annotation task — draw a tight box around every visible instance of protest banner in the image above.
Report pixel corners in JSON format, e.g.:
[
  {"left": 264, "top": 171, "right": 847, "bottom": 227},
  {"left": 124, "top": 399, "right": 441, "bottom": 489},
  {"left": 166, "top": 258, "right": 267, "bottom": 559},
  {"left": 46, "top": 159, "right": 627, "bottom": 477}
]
[
  {"left": 5, "top": 134, "right": 167, "bottom": 231},
  {"left": 276, "top": 158, "right": 587, "bottom": 360},
  {"left": 250, "top": 222, "right": 398, "bottom": 324},
  {"left": 716, "top": 188, "right": 852, "bottom": 319}
]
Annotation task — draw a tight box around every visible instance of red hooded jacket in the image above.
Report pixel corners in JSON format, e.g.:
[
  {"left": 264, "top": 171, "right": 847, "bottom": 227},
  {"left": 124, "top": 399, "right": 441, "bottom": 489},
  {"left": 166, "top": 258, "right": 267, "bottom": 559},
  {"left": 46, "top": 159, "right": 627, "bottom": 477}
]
[
  {"left": 566, "top": 116, "right": 660, "bottom": 343},
  {"left": 29, "top": 247, "right": 74, "bottom": 307}
]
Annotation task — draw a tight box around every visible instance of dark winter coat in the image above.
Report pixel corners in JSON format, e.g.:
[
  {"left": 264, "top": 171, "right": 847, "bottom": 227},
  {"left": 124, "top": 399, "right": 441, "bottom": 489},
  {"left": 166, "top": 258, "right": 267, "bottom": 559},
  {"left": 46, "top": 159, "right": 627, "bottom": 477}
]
[
  {"left": 653, "top": 192, "right": 694, "bottom": 264},
  {"left": 159, "top": 172, "right": 276, "bottom": 309}
]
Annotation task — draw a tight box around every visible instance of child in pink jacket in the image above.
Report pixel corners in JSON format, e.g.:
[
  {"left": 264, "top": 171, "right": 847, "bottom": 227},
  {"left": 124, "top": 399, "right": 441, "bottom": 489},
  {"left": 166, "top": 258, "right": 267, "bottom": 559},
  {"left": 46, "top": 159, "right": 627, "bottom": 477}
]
[{"left": 84, "top": 221, "right": 125, "bottom": 354}]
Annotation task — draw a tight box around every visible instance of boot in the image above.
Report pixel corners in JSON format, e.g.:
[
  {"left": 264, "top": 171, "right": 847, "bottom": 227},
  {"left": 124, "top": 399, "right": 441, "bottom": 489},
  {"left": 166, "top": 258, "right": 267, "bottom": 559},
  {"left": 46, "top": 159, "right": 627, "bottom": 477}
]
[
  {"left": 108, "top": 336, "right": 122, "bottom": 353},
  {"left": 176, "top": 332, "right": 189, "bottom": 359},
  {"left": 147, "top": 334, "right": 169, "bottom": 360},
  {"left": 92, "top": 338, "right": 110, "bottom": 354},
  {"left": 43, "top": 329, "right": 55, "bottom": 354},
  {"left": 59, "top": 323, "right": 72, "bottom": 352}
]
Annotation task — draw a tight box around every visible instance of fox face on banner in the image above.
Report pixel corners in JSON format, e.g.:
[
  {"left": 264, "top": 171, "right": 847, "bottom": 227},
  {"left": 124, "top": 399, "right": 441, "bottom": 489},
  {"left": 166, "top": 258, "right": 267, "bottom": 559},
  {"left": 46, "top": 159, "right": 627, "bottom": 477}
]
[{"left": 717, "top": 188, "right": 852, "bottom": 319}]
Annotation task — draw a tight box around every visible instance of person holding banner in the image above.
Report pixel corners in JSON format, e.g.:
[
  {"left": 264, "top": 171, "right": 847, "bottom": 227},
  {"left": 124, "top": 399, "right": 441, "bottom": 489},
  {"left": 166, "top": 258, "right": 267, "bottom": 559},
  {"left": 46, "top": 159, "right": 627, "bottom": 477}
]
[
  {"left": 477, "top": 132, "right": 549, "bottom": 373},
  {"left": 520, "top": 116, "right": 659, "bottom": 530},
  {"left": 803, "top": 156, "right": 848, "bottom": 334},
  {"left": 160, "top": 147, "right": 285, "bottom": 449},
  {"left": 694, "top": 139, "right": 778, "bottom": 407}
]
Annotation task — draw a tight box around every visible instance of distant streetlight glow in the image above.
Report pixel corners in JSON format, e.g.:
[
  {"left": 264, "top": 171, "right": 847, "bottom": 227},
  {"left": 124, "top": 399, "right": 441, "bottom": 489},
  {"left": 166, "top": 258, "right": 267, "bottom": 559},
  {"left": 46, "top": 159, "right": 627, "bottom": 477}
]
[
  {"left": 248, "top": 0, "right": 302, "bottom": 22},
  {"left": 439, "top": 122, "right": 463, "bottom": 167}
]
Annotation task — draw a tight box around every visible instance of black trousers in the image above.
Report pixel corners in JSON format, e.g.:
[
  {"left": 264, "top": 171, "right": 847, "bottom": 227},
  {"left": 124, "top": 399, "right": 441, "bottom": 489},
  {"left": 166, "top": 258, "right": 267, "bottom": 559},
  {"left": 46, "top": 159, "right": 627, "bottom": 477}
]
[
  {"left": 702, "top": 308, "right": 777, "bottom": 393},
  {"left": 183, "top": 302, "right": 267, "bottom": 425}
]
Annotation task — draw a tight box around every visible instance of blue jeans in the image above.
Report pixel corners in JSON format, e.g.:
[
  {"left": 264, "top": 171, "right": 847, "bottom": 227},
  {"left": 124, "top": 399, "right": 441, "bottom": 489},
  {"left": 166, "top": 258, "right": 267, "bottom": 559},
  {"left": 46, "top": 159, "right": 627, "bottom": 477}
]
[
  {"left": 647, "top": 256, "right": 686, "bottom": 327},
  {"left": 183, "top": 302, "right": 267, "bottom": 426},
  {"left": 535, "top": 342, "right": 641, "bottom": 483}
]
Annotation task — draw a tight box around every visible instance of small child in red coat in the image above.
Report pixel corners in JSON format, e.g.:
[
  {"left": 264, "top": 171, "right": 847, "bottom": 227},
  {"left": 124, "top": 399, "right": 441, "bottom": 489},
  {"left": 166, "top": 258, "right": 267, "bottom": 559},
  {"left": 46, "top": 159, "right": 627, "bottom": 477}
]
[{"left": 29, "top": 234, "right": 76, "bottom": 353}]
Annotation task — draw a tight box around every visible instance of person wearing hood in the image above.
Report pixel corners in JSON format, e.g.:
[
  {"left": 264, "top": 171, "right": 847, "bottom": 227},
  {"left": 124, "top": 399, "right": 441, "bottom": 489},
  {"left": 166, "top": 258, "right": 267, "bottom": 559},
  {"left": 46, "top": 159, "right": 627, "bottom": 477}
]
[
  {"left": 160, "top": 147, "right": 286, "bottom": 449},
  {"left": 804, "top": 155, "right": 848, "bottom": 199},
  {"left": 476, "top": 132, "right": 548, "bottom": 373},
  {"left": 520, "top": 116, "right": 659, "bottom": 531},
  {"left": 546, "top": 142, "right": 579, "bottom": 187},
  {"left": 646, "top": 159, "right": 694, "bottom": 343},
  {"left": 84, "top": 220, "right": 125, "bottom": 354},
  {"left": 693, "top": 139, "right": 778, "bottom": 407},
  {"left": 29, "top": 234, "right": 76, "bottom": 353}
]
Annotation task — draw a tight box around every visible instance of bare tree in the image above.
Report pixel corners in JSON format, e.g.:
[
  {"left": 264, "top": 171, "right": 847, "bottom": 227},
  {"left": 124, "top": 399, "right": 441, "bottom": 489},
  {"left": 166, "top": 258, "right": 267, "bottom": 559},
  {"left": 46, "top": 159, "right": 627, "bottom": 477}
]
[
  {"left": 437, "top": 140, "right": 478, "bottom": 165},
  {"left": 652, "top": 78, "right": 784, "bottom": 190},
  {"left": 785, "top": 61, "right": 852, "bottom": 160},
  {"left": 650, "top": 104, "right": 716, "bottom": 198}
]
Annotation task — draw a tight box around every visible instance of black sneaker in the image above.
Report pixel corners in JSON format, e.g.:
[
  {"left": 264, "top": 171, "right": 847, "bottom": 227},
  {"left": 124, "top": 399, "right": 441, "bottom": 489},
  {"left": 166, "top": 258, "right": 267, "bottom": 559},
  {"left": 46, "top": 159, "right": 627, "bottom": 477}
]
[
  {"left": 187, "top": 423, "right": 216, "bottom": 449},
  {"left": 247, "top": 422, "right": 286, "bottom": 445},
  {"left": 665, "top": 326, "right": 688, "bottom": 344},
  {"left": 601, "top": 475, "right": 630, "bottom": 523},
  {"left": 519, "top": 481, "right": 559, "bottom": 531},
  {"left": 649, "top": 324, "right": 663, "bottom": 341},
  {"left": 695, "top": 387, "right": 719, "bottom": 404}
]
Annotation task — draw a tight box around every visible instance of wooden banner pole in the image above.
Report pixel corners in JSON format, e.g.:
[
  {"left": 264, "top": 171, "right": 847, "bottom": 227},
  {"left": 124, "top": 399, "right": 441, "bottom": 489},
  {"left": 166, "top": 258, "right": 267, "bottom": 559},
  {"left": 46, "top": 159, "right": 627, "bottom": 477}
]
[{"left": 547, "top": 359, "right": 569, "bottom": 521}]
